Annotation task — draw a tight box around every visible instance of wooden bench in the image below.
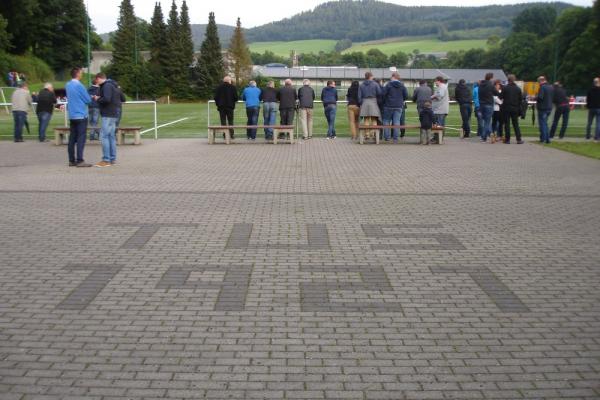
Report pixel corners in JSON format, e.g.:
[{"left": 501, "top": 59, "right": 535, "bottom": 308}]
[
  {"left": 53, "top": 126, "right": 142, "bottom": 146},
  {"left": 117, "top": 127, "right": 142, "bottom": 145},
  {"left": 207, "top": 125, "right": 295, "bottom": 145},
  {"left": 358, "top": 124, "right": 446, "bottom": 145}
]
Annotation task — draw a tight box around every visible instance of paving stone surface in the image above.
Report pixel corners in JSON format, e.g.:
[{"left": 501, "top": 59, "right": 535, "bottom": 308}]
[{"left": 0, "top": 138, "right": 599, "bottom": 399}]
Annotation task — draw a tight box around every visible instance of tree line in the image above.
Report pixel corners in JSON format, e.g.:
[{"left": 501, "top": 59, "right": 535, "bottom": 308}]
[{"left": 107, "top": 0, "right": 253, "bottom": 100}]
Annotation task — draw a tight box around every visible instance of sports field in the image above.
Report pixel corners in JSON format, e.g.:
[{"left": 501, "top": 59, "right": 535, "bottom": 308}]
[
  {"left": 0, "top": 102, "right": 592, "bottom": 140},
  {"left": 249, "top": 40, "right": 337, "bottom": 56}
]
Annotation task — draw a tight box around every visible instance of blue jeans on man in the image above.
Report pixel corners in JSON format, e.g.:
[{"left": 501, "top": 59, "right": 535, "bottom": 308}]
[
  {"left": 383, "top": 107, "right": 403, "bottom": 141},
  {"left": 89, "top": 107, "right": 101, "bottom": 140},
  {"left": 586, "top": 108, "right": 600, "bottom": 140},
  {"left": 12, "top": 111, "right": 27, "bottom": 141},
  {"left": 324, "top": 104, "right": 337, "bottom": 137},
  {"left": 263, "top": 102, "right": 277, "bottom": 140},
  {"left": 480, "top": 104, "right": 494, "bottom": 141},
  {"left": 68, "top": 118, "right": 88, "bottom": 164},
  {"left": 246, "top": 106, "right": 259, "bottom": 139},
  {"left": 101, "top": 116, "right": 117, "bottom": 163},
  {"left": 37, "top": 112, "right": 52, "bottom": 142},
  {"left": 475, "top": 107, "right": 483, "bottom": 137},
  {"left": 538, "top": 109, "right": 551, "bottom": 143}
]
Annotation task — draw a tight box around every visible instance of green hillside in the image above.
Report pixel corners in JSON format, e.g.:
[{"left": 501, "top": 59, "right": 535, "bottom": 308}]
[
  {"left": 249, "top": 38, "right": 488, "bottom": 58},
  {"left": 345, "top": 38, "right": 489, "bottom": 55},
  {"left": 249, "top": 40, "right": 337, "bottom": 56}
]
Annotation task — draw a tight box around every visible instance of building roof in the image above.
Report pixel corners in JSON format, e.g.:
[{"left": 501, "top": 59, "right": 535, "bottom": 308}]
[{"left": 253, "top": 66, "right": 507, "bottom": 83}]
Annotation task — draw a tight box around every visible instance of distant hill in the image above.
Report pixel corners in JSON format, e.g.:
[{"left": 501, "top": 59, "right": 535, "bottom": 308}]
[
  {"left": 191, "top": 24, "right": 236, "bottom": 50},
  {"left": 245, "top": 0, "right": 573, "bottom": 43},
  {"left": 100, "top": 24, "right": 236, "bottom": 51}
]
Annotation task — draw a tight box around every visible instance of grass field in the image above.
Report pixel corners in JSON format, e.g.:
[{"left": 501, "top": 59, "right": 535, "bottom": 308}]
[
  {"left": 0, "top": 102, "right": 592, "bottom": 141},
  {"left": 249, "top": 40, "right": 337, "bottom": 56},
  {"left": 544, "top": 142, "right": 600, "bottom": 160},
  {"left": 248, "top": 38, "right": 488, "bottom": 57}
]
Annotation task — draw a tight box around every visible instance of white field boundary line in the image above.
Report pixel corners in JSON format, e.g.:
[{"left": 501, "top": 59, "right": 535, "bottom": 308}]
[{"left": 140, "top": 117, "right": 189, "bottom": 135}]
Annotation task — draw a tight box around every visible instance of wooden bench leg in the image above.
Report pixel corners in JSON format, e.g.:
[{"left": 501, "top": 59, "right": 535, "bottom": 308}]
[
  {"left": 359, "top": 130, "right": 364, "bottom": 144},
  {"left": 133, "top": 131, "right": 141, "bottom": 145},
  {"left": 54, "top": 130, "right": 61, "bottom": 146},
  {"left": 208, "top": 129, "right": 213, "bottom": 144},
  {"left": 273, "top": 129, "right": 278, "bottom": 145},
  {"left": 225, "top": 129, "right": 231, "bottom": 145},
  {"left": 117, "top": 130, "right": 123, "bottom": 146},
  {"left": 289, "top": 130, "right": 295, "bottom": 144}
]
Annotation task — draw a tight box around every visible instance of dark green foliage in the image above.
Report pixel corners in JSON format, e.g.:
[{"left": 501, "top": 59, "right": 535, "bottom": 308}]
[
  {"left": 245, "top": 0, "right": 573, "bottom": 42},
  {"left": 0, "top": 15, "right": 11, "bottom": 52},
  {"left": 512, "top": 5, "right": 557, "bottom": 37},
  {"left": 109, "top": 0, "right": 141, "bottom": 97},
  {"left": 193, "top": 12, "right": 224, "bottom": 99},
  {"left": 149, "top": 2, "right": 168, "bottom": 97},
  {"left": 389, "top": 52, "right": 408, "bottom": 68},
  {"left": 334, "top": 39, "right": 352, "bottom": 52},
  {"left": 0, "top": 0, "right": 37, "bottom": 54},
  {"left": 251, "top": 51, "right": 289, "bottom": 66},
  {"left": 31, "top": 0, "right": 88, "bottom": 72}
]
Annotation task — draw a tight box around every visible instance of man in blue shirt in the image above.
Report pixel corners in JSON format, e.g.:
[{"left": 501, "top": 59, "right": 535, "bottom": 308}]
[
  {"left": 65, "top": 67, "right": 92, "bottom": 167},
  {"left": 242, "top": 81, "right": 261, "bottom": 140}
]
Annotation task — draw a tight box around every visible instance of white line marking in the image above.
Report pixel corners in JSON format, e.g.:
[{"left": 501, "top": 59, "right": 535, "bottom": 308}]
[{"left": 140, "top": 117, "right": 190, "bottom": 135}]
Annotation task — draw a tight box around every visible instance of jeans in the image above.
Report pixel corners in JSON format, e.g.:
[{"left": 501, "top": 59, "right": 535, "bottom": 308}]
[
  {"left": 347, "top": 105, "right": 360, "bottom": 139},
  {"left": 503, "top": 109, "right": 522, "bottom": 142},
  {"left": 246, "top": 107, "right": 259, "bottom": 139},
  {"left": 37, "top": 112, "right": 52, "bottom": 142},
  {"left": 475, "top": 107, "right": 483, "bottom": 137},
  {"left": 68, "top": 118, "right": 88, "bottom": 163},
  {"left": 587, "top": 108, "right": 600, "bottom": 140},
  {"left": 550, "top": 106, "right": 569, "bottom": 138},
  {"left": 382, "top": 107, "right": 402, "bottom": 140},
  {"left": 299, "top": 108, "right": 313, "bottom": 139},
  {"left": 219, "top": 108, "right": 235, "bottom": 137},
  {"left": 434, "top": 114, "right": 446, "bottom": 127},
  {"left": 492, "top": 110, "right": 503, "bottom": 137},
  {"left": 89, "top": 107, "right": 101, "bottom": 140},
  {"left": 538, "top": 109, "right": 551, "bottom": 143},
  {"left": 459, "top": 103, "right": 472, "bottom": 136},
  {"left": 480, "top": 104, "right": 494, "bottom": 141},
  {"left": 100, "top": 116, "right": 117, "bottom": 162},
  {"left": 12, "top": 111, "right": 26, "bottom": 141},
  {"left": 324, "top": 104, "right": 337, "bottom": 137},
  {"left": 263, "top": 102, "right": 277, "bottom": 139}
]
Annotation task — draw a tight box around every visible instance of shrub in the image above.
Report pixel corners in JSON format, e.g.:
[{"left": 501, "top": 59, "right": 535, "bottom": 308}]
[{"left": 0, "top": 52, "right": 54, "bottom": 84}]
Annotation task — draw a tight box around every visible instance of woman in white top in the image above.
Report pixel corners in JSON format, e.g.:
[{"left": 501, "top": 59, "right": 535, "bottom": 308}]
[{"left": 492, "top": 79, "right": 504, "bottom": 143}]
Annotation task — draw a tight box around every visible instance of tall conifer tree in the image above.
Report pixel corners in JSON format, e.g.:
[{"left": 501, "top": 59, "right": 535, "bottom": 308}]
[
  {"left": 111, "top": 0, "right": 140, "bottom": 95},
  {"left": 193, "top": 12, "right": 224, "bottom": 99},
  {"left": 148, "top": 2, "right": 167, "bottom": 96},
  {"left": 228, "top": 18, "right": 252, "bottom": 86}
]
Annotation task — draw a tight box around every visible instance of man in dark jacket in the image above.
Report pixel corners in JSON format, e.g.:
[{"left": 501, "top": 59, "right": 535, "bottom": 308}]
[
  {"left": 585, "top": 77, "right": 600, "bottom": 141},
  {"left": 214, "top": 76, "right": 238, "bottom": 139},
  {"left": 93, "top": 73, "right": 122, "bottom": 167},
  {"left": 454, "top": 79, "right": 472, "bottom": 138},
  {"left": 382, "top": 72, "right": 408, "bottom": 142},
  {"left": 478, "top": 72, "right": 500, "bottom": 142},
  {"left": 412, "top": 80, "right": 432, "bottom": 114},
  {"left": 35, "top": 83, "right": 57, "bottom": 142},
  {"left": 260, "top": 81, "right": 277, "bottom": 140},
  {"left": 500, "top": 74, "right": 524, "bottom": 144},
  {"left": 277, "top": 79, "right": 297, "bottom": 127},
  {"left": 298, "top": 79, "right": 315, "bottom": 139},
  {"left": 321, "top": 81, "right": 338, "bottom": 139},
  {"left": 536, "top": 76, "right": 554, "bottom": 143},
  {"left": 549, "top": 81, "right": 570, "bottom": 139}
]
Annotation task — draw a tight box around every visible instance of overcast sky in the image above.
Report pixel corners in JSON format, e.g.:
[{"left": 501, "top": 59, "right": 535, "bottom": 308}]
[{"left": 89, "top": 0, "right": 594, "bottom": 34}]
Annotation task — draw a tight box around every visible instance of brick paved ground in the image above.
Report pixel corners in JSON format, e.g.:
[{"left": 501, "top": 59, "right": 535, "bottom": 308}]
[{"left": 0, "top": 137, "right": 599, "bottom": 400}]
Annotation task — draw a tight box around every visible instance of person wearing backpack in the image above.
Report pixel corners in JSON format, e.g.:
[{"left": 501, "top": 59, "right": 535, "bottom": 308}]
[{"left": 500, "top": 74, "right": 524, "bottom": 144}]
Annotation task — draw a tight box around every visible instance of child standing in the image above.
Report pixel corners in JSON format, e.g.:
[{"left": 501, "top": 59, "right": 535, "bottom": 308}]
[{"left": 419, "top": 101, "right": 434, "bottom": 145}]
